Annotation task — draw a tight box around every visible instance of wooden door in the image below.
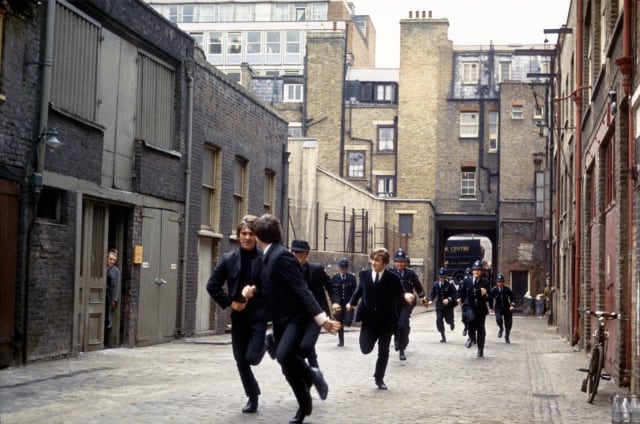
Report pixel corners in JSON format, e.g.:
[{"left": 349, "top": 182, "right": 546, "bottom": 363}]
[
  {"left": 510, "top": 271, "right": 529, "bottom": 309},
  {"left": 0, "top": 180, "right": 19, "bottom": 367},
  {"left": 603, "top": 205, "right": 617, "bottom": 372},
  {"left": 79, "top": 201, "right": 108, "bottom": 352},
  {"left": 195, "top": 237, "right": 213, "bottom": 333},
  {"left": 137, "top": 208, "right": 179, "bottom": 346}
]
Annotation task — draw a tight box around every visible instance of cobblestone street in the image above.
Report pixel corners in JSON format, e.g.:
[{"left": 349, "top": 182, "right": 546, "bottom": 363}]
[{"left": 0, "top": 310, "right": 617, "bottom": 423}]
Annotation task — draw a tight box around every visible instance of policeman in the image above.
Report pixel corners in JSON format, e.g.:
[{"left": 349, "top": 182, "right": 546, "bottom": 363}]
[
  {"left": 390, "top": 248, "right": 427, "bottom": 360},
  {"left": 427, "top": 268, "right": 457, "bottom": 342},
  {"left": 460, "top": 267, "right": 472, "bottom": 337},
  {"left": 456, "top": 260, "right": 492, "bottom": 358},
  {"left": 490, "top": 273, "right": 515, "bottom": 343},
  {"left": 329, "top": 258, "right": 357, "bottom": 347}
]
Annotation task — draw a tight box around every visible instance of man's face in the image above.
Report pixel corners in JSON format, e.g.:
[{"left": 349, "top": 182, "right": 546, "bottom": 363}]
[
  {"left": 292, "top": 250, "right": 309, "bottom": 265},
  {"left": 238, "top": 226, "right": 257, "bottom": 251},
  {"left": 472, "top": 269, "right": 482, "bottom": 278},
  {"left": 371, "top": 255, "right": 386, "bottom": 273},
  {"left": 497, "top": 281, "right": 505, "bottom": 287},
  {"left": 394, "top": 260, "right": 407, "bottom": 270},
  {"left": 107, "top": 253, "right": 117, "bottom": 268}
]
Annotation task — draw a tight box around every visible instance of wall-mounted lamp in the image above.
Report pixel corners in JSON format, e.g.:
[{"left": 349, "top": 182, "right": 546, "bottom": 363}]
[
  {"left": 40, "top": 128, "right": 62, "bottom": 150},
  {"left": 608, "top": 90, "right": 617, "bottom": 115}
]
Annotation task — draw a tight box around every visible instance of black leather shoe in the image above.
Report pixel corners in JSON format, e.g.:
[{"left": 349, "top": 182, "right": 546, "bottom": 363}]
[
  {"left": 505, "top": 336, "right": 510, "bottom": 344},
  {"left": 242, "top": 397, "right": 258, "bottom": 413},
  {"left": 462, "top": 328, "right": 467, "bottom": 337},
  {"left": 289, "top": 408, "right": 308, "bottom": 424},
  {"left": 498, "top": 329, "right": 503, "bottom": 338},
  {"left": 375, "top": 380, "right": 388, "bottom": 390},
  {"left": 399, "top": 350, "right": 406, "bottom": 361},
  {"left": 440, "top": 337, "right": 446, "bottom": 343},
  {"left": 477, "top": 349, "right": 484, "bottom": 358},
  {"left": 337, "top": 341, "right": 344, "bottom": 347},
  {"left": 450, "top": 323, "right": 455, "bottom": 331},
  {"left": 311, "top": 367, "right": 328, "bottom": 400},
  {"left": 465, "top": 338, "right": 473, "bottom": 348},
  {"left": 265, "top": 333, "right": 276, "bottom": 360}
]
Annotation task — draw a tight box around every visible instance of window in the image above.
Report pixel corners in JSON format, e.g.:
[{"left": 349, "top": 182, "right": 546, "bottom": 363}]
[
  {"left": 378, "top": 126, "right": 395, "bottom": 151},
  {"left": 535, "top": 170, "right": 544, "bottom": 218},
  {"left": 37, "top": 187, "right": 65, "bottom": 222},
  {"left": 181, "top": 5, "right": 195, "bottom": 22},
  {"left": 235, "top": 4, "right": 253, "bottom": 21},
  {"left": 227, "top": 32, "right": 242, "bottom": 64},
  {"left": 201, "top": 145, "right": 221, "bottom": 230},
  {"left": 462, "top": 62, "right": 479, "bottom": 84},
  {"left": 534, "top": 105, "right": 544, "bottom": 120},
  {"left": 605, "top": 140, "right": 615, "bottom": 206},
  {"left": 461, "top": 168, "right": 476, "bottom": 198},
  {"left": 218, "top": 4, "right": 233, "bottom": 21},
  {"left": 296, "top": 6, "right": 306, "bottom": 21},
  {"left": 273, "top": 4, "right": 290, "bottom": 21},
  {"left": 265, "top": 31, "right": 281, "bottom": 64},
  {"left": 288, "top": 123, "right": 302, "bottom": 137},
  {"left": 136, "top": 52, "right": 175, "bottom": 150},
  {"left": 226, "top": 72, "right": 241, "bottom": 83},
  {"left": 285, "top": 31, "right": 302, "bottom": 64},
  {"left": 499, "top": 62, "right": 511, "bottom": 82},
  {"left": 246, "top": 31, "right": 262, "bottom": 64},
  {"left": 283, "top": 84, "right": 303, "bottom": 102},
  {"left": 347, "top": 151, "right": 365, "bottom": 178},
  {"left": 377, "top": 176, "right": 395, "bottom": 198},
  {"left": 375, "top": 84, "right": 395, "bottom": 102},
  {"left": 207, "top": 32, "right": 222, "bottom": 64},
  {"left": 399, "top": 214, "right": 413, "bottom": 235},
  {"left": 190, "top": 32, "right": 204, "bottom": 50},
  {"left": 512, "top": 105, "right": 524, "bottom": 119},
  {"left": 460, "top": 112, "right": 479, "bottom": 138},
  {"left": 199, "top": 5, "right": 216, "bottom": 21},
  {"left": 360, "top": 82, "right": 397, "bottom": 103},
  {"left": 489, "top": 111, "right": 499, "bottom": 151},
  {"left": 233, "top": 157, "right": 248, "bottom": 230},
  {"left": 264, "top": 170, "right": 276, "bottom": 213},
  {"left": 309, "top": 3, "right": 327, "bottom": 20},
  {"left": 52, "top": 2, "right": 100, "bottom": 121}
]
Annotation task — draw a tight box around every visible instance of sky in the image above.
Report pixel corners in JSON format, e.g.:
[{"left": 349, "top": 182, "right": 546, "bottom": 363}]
[{"left": 350, "top": 0, "right": 571, "bottom": 68}]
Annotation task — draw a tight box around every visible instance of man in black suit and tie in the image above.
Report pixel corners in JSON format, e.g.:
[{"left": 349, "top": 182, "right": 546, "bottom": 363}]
[
  {"left": 244, "top": 214, "right": 340, "bottom": 424},
  {"left": 290, "top": 238, "right": 332, "bottom": 369},
  {"left": 346, "top": 248, "right": 410, "bottom": 390}
]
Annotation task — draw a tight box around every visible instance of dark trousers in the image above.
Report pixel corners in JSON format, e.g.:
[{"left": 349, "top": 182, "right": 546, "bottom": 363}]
[
  {"left": 273, "top": 319, "right": 315, "bottom": 415},
  {"left": 464, "top": 306, "right": 487, "bottom": 350},
  {"left": 394, "top": 304, "right": 414, "bottom": 351},
  {"left": 435, "top": 306, "right": 455, "bottom": 334},
  {"left": 336, "top": 302, "right": 353, "bottom": 344},
  {"left": 231, "top": 318, "right": 267, "bottom": 399},
  {"left": 300, "top": 320, "right": 321, "bottom": 368},
  {"left": 495, "top": 309, "right": 513, "bottom": 335},
  {"left": 359, "top": 321, "right": 393, "bottom": 383}
]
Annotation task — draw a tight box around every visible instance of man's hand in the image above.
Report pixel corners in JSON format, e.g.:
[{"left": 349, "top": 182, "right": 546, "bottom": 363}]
[
  {"left": 322, "top": 319, "right": 341, "bottom": 334},
  {"left": 480, "top": 287, "right": 487, "bottom": 297},
  {"left": 241, "top": 285, "right": 256, "bottom": 300},
  {"left": 345, "top": 303, "right": 353, "bottom": 312},
  {"left": 331, "top": 303, "right": 342, "bottom": 314},
  {"left": 231, "top": 300, "right": 246, "bottom": 312},
  {"left": 404, "top": 293, "right": 415, "bottom": 304},
  {"left": 443, "top": 298, "right": 449, "bottom": 306}
]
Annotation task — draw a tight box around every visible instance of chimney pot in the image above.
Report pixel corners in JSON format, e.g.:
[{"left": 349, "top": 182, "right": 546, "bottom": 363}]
[
  {"left": 429, "top": 10, "right": 432, "bottom": 18},
  {"left": 409, "top": 11, "right": 412, "bottom": 18}
]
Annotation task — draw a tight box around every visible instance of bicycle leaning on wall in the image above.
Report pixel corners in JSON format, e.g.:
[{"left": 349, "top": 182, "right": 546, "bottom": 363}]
[{"left": 577, "top": 308, "right": 626, "bottom": 403}]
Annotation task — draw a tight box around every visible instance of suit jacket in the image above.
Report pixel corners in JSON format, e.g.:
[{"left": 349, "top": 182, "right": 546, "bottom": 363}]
[
  {"left": 491, "top": 285, "right": 516, "bottom": 312},
  {"left": 301, "top": 262, "right": 332, "bottom": 315},
  {"left": 349, "top": 269, "right": 403, "bottom": 327},
  {"left": 330, "top": 272, "right": 357, "bottom": 305},
  {"left": 457, "top": 275, "right": 492, "bottom": 316},
  {"left": 428, "top": 279, "right": 457, "bottom": 310},
  {"left": 256, "top": 243, "right": 323, "bottom": 326},
  {"left": 206, "top": 247, "right": 264, "bottom": 323}
]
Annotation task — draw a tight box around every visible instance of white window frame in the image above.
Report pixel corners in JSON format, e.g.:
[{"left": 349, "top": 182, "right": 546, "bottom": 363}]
[
  {"left": 377, "top": 176, "right": 395, "bottom": 198},
  {"left": 460, "top": 112, "right": 479, "bottom": 138},
  {"left": 347, "top": 151, "right": 365, "bottom": 178},
  {"left": 201, "top": 145, "right": 221, "bottom": 231},
  {"left": 512, "top": 105, "right": 524, "bottom": 119},
  {"left": 283, "top": 83, "right": 303, "bottom": 102},
  {"left": 378, "top": 126, "right": 395, "bottom": 151},
  {"left": 499, "top": 62, "right": 511, "bottom": 82},
  {"left": 462, "top": 62, "right": 479, "bottom": 84},
  {"left": 461, "top": 168, "right": 476, "bottom": 198},
  {"left": 489, "top": 111, "right": 499, "bottom": 151}
]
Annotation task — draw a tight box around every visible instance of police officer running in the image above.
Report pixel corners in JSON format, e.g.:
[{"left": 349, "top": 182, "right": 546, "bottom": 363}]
[
  {"left": 390, "top": 248, "right": 427, "bottom": 361},
  {"left": 330, "top": 258, "right": 357, "bottom": 347},
  {"left": 427, "top": 268, "right": 457, "bottom": 342},
  {"left": 490, "top": 273, "right": 515, "bottom": 343},
  {"left": 460, "top": 267, "right": 472, "bottom": 337},
  {"left": 456, "top": 260, "right": 492, "bottom": 358}
]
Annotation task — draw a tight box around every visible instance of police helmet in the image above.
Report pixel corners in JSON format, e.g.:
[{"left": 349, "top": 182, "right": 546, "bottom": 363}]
[
  {"left": 339, "top": 258, "right": 349, "bottom": 269},
  {"left": 472, "top": 260, "right": 483, "bottom": 270},
  {"left": 438, "top": 267, "right": 446, "bottom": 277},
  {"left": 394, "top": 248, "right": 408, "bottom": 262},
  {"left": 465, "top": 267, "right": 472, "bottom": 276},
  {"left": 497, "top": 273, "right": 505, "bottom": 282}
]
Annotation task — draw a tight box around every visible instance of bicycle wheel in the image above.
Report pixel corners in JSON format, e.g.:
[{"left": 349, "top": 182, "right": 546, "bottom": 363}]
[{"left": 586, "top": 344, "right": 604, "bottom": 403}]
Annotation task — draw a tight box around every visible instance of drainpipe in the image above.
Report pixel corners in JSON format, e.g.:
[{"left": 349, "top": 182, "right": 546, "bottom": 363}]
[
  {"left": 572, "top": 0, "right": 584, "bottom": 345},
  {"left": 180, "top": 71, "right": 194, "bottom": 335},
  {"left": 615, "top": 0, "right": 634, "bottom": 387},
  {"left": 23, "top": 0, "right": 56, "bottom": 363}
]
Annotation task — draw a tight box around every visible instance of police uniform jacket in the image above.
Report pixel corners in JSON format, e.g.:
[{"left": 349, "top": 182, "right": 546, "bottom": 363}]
[
  {"left": 390, "top": 267, "right": 426, "bottom": 306},
  {"left": 490, "top": 285, "right": 516, "bottom": 313},
  {"left": 457, "top": 275, "right": 491, "bottom": 316},
  {"left": 428, "top": 279, "right": 457, "bottom": 310},
  {"left": 330, "top": 272, "right": 357, "bottom": 305}
]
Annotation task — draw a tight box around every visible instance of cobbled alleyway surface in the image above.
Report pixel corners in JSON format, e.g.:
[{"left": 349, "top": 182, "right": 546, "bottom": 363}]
[{"left": 0, "top": 310, "right": 618, "bottom": 424}]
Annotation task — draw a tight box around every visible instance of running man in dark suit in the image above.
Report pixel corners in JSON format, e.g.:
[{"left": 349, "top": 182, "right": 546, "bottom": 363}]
[
  {"left": 206, "top": 215, "right": 266, "bottom": 414},
  {"left": 346, "top": 248, "right": 410, "bottom": 390},
  {"left": 244, "top": 214, "right": 340, "bottom": 424}
]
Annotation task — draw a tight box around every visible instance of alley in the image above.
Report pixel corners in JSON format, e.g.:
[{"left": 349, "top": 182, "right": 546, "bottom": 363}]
[{"left": 0, "top": 310, "right": 616, "bottom": 423}]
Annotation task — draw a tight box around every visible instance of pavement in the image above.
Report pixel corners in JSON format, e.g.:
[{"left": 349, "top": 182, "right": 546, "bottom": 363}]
[{"left": 0, "top": 309, "right": 619, "bottom": 424}]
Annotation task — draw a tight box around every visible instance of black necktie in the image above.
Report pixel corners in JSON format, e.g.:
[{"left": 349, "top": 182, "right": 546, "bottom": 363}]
[{"left": 374, "top": 273, "right": 379, "bottom": 284}]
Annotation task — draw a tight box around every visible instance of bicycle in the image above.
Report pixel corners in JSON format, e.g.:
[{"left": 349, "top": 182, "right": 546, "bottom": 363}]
[{"left": 577, "top": 308, "right": 625, "bottom": 403}]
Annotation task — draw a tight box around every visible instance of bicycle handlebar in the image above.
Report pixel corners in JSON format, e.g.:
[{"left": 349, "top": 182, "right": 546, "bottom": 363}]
[{"left": 577, "top": 308, "right": 626, "bottom": 320}]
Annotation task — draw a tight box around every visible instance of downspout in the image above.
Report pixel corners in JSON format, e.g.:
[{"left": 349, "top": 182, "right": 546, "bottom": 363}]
[
  {"left": 23, "top": 0, "right": 56, "bottom": 363},
  {"left": 615, "top": 0, "right": 634, "bottom": 387},
  {"left": 573, "top": 0, "right": 584, "bottom": 344},
  {"left": 180, "top": 71, "right": 194, "bottom": 335},
  {"left": 339, "top": 24, "right": 349, "bottom": 178}
]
